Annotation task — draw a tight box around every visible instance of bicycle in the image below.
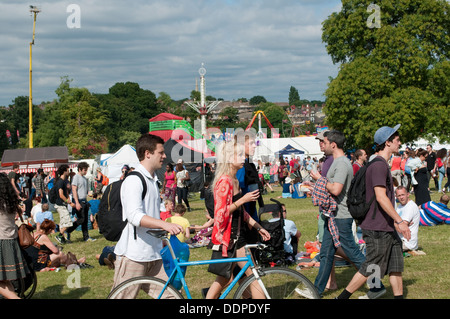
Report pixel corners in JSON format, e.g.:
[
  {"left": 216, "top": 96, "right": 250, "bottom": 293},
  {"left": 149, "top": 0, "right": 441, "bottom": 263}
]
[
  {"left": 108, "top": 229, "right": 319, "bottom": 299},
  {"left": 0, "top": 267, "right": 37, "bottom": 299}
]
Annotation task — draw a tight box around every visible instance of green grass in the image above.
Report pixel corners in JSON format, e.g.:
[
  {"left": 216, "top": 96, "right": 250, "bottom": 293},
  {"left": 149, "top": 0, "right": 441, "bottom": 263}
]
[{"left": 31, "top": 183, "right": 450, "bottom": 299}]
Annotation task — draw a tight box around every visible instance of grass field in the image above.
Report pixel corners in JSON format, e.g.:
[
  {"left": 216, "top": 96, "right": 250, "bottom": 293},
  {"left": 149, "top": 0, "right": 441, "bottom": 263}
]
[{"left": 30, "top": 183, "right": 450, "bottom": 299}]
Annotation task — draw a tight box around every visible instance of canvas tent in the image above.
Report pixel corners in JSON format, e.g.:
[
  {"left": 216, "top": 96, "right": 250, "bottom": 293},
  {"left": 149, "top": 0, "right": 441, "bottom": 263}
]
[
  {"left": 0, "top": 146, "right": 76, "bottom": 173},
  {"left": 276, "top": 144, "right": 305, "bottom": 156},
  {"left": 156, "top": 139, "right": 205, "bottom": 193},
  {"left": 254, "top": 137, "right": 323, "bottom": 161},
  {"left": 99, "top": 144, "right": 140, "bottom": 183}
]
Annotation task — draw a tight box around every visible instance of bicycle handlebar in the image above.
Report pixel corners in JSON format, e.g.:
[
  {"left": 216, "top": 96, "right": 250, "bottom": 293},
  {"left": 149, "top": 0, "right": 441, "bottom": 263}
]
[{"left": 146, "top": 229, "right": 267, "bottom": 251}]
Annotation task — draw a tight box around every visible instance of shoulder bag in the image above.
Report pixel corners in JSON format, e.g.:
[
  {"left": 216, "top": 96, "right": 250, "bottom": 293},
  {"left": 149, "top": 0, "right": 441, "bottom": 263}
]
[{"left": 17, "top": 214, "right": 34, "bottom": 249}]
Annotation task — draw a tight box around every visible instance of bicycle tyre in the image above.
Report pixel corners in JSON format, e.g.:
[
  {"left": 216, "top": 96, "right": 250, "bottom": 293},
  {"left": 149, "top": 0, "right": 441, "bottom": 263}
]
[
  {"left": 233, "top": 267, "right": 320, "bottom": 299},
  {"left": 21, "top": 268, "right": 37, "bottom": 299},
  {"left": 107, "top": 276, "right": 184, "bottom": 299}
]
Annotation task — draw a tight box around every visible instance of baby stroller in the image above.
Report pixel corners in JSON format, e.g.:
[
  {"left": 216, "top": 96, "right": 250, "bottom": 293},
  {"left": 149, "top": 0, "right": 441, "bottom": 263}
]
[{"left": 254, "top": 198, "right": 289, "bottom": 267}]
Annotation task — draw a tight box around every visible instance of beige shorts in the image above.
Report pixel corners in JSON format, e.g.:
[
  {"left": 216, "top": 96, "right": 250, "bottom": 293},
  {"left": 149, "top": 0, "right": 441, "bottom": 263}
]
[
  {"left": 54, "top": 204, "right": 73, "bottom": 228},
  {"left": 112, "top": 256, "right": 174, "bottom": 299}
]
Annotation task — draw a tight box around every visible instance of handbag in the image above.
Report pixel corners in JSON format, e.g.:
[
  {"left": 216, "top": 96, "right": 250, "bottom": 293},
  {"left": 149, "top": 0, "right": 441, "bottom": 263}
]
[
  {"left": 207, "top": 209, "right": 241, "bottom": 279},
  {"left": 17, "top": 214, "right": 34, "bottom": 249},
  {"left": 65, "top": 251, "right": 79, "bottom": 268},
  {"left": 207, "top": 241, "right": 237, "bottom": 279}
]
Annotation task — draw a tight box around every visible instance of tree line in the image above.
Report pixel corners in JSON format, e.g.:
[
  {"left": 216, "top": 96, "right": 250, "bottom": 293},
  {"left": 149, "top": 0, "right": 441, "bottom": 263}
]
[{"left": 0, "top": 77, "right": 317, "bottom": 159}]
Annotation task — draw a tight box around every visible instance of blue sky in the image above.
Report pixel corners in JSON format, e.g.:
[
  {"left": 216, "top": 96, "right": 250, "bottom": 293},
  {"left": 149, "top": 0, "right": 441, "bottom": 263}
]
[{"left": 0, "top": 0, "right": 342, "bottom": 107}]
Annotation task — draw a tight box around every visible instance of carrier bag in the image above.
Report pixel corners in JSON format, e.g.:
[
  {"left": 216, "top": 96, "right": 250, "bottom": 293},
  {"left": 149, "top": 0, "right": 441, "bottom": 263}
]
[{"left": 161, "top": 235, "right": 190, "bottom": 290}]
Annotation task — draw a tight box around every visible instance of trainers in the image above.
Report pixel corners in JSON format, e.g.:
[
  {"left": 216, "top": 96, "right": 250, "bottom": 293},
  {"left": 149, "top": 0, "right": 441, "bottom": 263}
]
[
  {"left": 55, "top": 234, "right": 66, "bottom": 244},
  {"left": 358, "top": 287, "right": 386, "bottom": 299},
  {"left": 294, "top": 288, "right": 315, "bottom": 299},
  {"left": 85, "top": 237, "right": 97, "bottom": 242}
]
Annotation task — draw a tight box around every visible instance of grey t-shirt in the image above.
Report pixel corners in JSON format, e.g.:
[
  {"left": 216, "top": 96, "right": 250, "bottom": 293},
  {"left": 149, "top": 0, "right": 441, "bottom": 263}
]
[
  {"left": 72, "top": 173, "right": 88, "bottom": 200},
  {"left": 326, "top": 155, "right": 353, "bottom": 219}
]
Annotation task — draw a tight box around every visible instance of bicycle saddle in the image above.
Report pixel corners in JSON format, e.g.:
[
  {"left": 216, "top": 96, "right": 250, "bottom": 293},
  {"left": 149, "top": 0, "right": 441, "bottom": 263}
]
[{"left": 146, "top": 229, "right": 168, "bottom": 238}]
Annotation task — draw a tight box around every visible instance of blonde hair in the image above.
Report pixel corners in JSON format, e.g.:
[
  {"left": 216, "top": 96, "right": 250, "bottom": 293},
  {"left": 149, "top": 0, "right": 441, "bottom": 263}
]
[{"left": 211, "top": 140, "right": 244, "bottom": 191}]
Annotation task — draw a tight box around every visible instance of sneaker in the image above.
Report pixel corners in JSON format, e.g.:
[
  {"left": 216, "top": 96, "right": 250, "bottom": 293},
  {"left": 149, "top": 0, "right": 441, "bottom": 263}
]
[
  {"left": 294, "top": 288, "right": 315, "bottom": 299},
  {"left": 79, "top": 263, "right": 94, "bottom": 269},
  {"left": 55, "top": 234, "right": 66, "bottom": 244},
  {"left": 358, "top": 287, "right": 386, "bottom": 299},
  {"left": 85, "top": 237, "right": 97, "bottom": 242}
]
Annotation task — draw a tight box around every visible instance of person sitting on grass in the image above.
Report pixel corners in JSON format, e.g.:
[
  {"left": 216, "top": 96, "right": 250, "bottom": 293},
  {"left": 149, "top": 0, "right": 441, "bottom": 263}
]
[{"left": 24, "top": 219, "right": 88, "bottom": 271}]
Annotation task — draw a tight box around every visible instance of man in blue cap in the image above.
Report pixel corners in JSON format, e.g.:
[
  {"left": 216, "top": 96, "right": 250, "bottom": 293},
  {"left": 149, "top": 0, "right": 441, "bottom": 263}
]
[{"left": 336, "top": 124, "right": 411, "bottom": 299}]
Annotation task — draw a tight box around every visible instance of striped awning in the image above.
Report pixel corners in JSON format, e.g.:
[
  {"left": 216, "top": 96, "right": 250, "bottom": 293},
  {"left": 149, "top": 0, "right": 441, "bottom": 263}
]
[{"left": 0, "top": 162, "right": 77, "bottom": 174}]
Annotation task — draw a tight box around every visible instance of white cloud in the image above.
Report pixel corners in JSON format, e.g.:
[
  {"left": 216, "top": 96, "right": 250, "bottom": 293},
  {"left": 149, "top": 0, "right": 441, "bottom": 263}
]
[{"left": 0, "top": 0, "right": 341, "bottom": 106}]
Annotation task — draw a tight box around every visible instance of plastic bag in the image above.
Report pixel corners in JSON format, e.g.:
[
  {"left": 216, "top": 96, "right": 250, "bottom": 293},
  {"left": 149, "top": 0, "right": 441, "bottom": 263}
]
[{"left": 160, "top": 235, "right": 190, "bottom": 290}]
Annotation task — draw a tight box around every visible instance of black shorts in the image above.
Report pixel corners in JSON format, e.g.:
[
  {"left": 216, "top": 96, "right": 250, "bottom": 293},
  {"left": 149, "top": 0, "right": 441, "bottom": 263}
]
[{"left": 359, "top": 230, "right": 404, "bottom": 279}]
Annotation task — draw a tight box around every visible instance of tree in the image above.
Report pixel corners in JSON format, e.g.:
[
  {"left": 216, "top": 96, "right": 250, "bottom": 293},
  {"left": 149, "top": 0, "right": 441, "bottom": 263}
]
[
  {"left": 322, "top": 0, "right": 450, "bottom": 149},
  {"left": 249, "top": 95, "right": 267, "bottom": 105},
  {"left": 288, "top": 86, "right": 300, "bottom": 106},
  {"left": 34, "top": 77, "right": 107, "bottom": 158}
]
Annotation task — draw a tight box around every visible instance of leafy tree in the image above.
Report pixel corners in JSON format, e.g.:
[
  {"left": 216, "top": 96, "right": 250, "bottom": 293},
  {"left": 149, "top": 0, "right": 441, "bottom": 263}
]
[
  {"left": 219, "top": 106, "right": 239, "bottom": 123},
  {"left": 322, "top": 0, "right": 450, "bottom": 148},
  {"left": 99, "top": 82, "right": 159, "bottom": 152},
  {"left": 288, "top": 86, "right": 300, "bottom": 106},
  {"left": 249, "top": 95, "right": 267, "bottom": 105},
  {"left": 35, "top": 77, "right": 107, "bottom": 158}
]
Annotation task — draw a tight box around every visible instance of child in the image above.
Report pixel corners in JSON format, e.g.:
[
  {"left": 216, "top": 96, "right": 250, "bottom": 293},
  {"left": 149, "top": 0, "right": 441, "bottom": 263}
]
[
  {"left": 166, "top": 204, "right": 190, "bottom": 242},
  {"left": 160, "top": 199, "right": 174, "bottom": 221}
]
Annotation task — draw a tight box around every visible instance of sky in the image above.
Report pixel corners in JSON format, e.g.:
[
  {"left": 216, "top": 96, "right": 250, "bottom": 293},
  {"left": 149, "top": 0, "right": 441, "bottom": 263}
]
[{"left": 0, "top": 0, "right": 342, "bottom": 107}]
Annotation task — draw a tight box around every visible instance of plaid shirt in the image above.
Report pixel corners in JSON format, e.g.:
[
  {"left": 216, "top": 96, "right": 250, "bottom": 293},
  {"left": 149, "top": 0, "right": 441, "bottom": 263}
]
[
  {"left": 312, "top": 176, "right": 341, "bottom": 248},
  {"left": 35, "top": 174, "right": 45, "bottom": 196}
]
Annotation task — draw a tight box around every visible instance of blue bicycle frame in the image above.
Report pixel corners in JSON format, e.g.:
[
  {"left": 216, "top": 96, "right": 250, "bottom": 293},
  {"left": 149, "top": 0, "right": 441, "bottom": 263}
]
[
  {"left": 156, "top": 232, "right": 271, "bottom": 299},
  {"left": 160, "top": 255, "right": 254, "bottom": 299}
]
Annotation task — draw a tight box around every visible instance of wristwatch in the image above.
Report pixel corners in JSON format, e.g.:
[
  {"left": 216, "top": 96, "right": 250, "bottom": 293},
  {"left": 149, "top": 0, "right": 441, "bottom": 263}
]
[{"left": 395, "top": 220, "right": 405, "bottom": 225}]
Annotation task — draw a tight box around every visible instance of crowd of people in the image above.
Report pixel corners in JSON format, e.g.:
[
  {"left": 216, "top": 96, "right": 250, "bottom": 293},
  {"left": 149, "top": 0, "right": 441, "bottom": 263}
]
[{"left": 0, "top": 126, "right": 448, "bottom": 299}]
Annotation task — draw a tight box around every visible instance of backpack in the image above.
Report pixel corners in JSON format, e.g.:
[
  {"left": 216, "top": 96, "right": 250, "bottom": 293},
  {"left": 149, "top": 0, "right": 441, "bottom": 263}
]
[
  {"left": 96, "top": 171, "right": 147, "bottom": 241},
  {"left": 48, "top": 185, "right": 58, "bottom": 204},
  {"left": 347, "top": 158, "right": 390, "bottom": 225}
]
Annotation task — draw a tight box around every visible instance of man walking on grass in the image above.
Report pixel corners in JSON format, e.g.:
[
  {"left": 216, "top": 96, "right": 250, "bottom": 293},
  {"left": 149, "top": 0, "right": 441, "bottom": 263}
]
[
  {"left": 112, "top": 134, "right": 182, "bottom": 299},
  {"left": 310, "top": 130, "right": 365, "bottom": 297},
  {"left": 336, "top": 124, "right": 411, "bottom": 299}
]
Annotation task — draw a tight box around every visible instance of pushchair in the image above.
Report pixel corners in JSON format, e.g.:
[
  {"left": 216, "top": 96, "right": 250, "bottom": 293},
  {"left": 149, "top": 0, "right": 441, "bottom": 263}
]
[{"left": 254, "top": 198, "right": 290, "bottom": 267}]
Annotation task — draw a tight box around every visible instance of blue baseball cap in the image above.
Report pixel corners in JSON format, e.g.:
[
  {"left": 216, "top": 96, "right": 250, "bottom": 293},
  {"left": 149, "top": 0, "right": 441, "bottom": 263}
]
[{"left": 374, "top": 124, "right": 401, "bottom": 145}]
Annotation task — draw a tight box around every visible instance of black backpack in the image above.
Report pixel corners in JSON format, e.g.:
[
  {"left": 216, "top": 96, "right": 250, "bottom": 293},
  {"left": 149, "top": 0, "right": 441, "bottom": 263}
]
[
  {"left": 97, "top": 171, "right": 147, "bottom": 241},
  {"left": 347, "top": 158, "right": 390, "bottom": 224},
  {"left": 48, "top": 185, "right": 58, "bottom": 204}
]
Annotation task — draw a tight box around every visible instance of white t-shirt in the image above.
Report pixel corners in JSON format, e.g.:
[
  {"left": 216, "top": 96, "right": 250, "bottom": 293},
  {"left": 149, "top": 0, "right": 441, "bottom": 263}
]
[
  {"left": 176, "top": 170, "right": 188, "bottom": 188},
  {"left": 396, "top": 200, "right": 420, "bottom": 251},
  {"left": 114, "top": 164, "right": 163, "bottom": 262}
]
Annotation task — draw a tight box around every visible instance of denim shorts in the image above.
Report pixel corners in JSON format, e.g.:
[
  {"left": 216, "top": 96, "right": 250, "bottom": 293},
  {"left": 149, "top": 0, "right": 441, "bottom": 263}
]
[{"left": 359, "top": 230, "right": 404, "bottom": 278}]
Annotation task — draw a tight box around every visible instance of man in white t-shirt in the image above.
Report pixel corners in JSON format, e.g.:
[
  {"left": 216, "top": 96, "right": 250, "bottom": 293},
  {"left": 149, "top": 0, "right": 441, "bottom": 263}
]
[
  {"left": 112, "top": 134, "right": 182, "bottom": 299},
  {"left": 395, "top": 186, "right": 420, "bottom": 251}
]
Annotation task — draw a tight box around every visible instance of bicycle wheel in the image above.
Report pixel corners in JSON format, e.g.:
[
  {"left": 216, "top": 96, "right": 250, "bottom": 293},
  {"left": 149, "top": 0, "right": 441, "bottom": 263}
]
[
  {"left": 233, "top": 267, "right": 320, "bottom": 299},
  {"left": 20, "top": 268, "right": 37, "bottom": 299},
  {"left": 5, "top": 268, "right": 38, "bottom": 299},
  {"left": 108, "top": 276, "right": 184, "bottom": 299}
]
